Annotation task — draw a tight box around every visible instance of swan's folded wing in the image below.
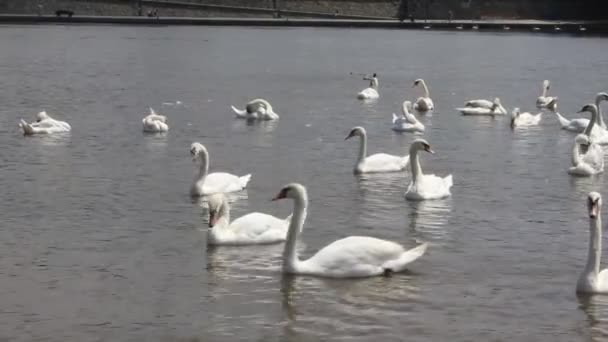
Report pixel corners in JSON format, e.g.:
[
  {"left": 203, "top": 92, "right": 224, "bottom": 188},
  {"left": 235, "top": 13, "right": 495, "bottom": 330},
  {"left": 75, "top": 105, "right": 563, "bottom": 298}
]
[{"left": 362, "top": 153, "right": 408, "bottom": 172}]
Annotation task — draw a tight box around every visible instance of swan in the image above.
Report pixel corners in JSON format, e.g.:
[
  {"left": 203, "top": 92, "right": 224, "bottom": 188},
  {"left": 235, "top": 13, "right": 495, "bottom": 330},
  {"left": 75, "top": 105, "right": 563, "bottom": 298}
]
[
  {"left": 412, "top": 79, "right": 434, "bottom": 111},
  {"left": 206, "top": 193, "right": 293, "bottom": 245},
  {"left": 536, "top": 80, "right": 556, "bottom": 108},
  {"left": 576, "top": 192, "right": 608, "bottom": 294},
  {"left": 271, "top": 183, "right": 427, "bottom": 278},
  {"left": 190, "top": 142, "right": 252, "bottom": 196},
  {"left": 405, "top": 139, "right": 453, "bottom": 201},
  {"left": 464, "top": 97, "right": 501, "bottom": 109},
  {"left": 578, "top": 104, "right": 608, "bottom": 145},
  {"left": 356, "top": 73, "right": 379, "bottom": 100},
  {"left": 568, "top": 134, "right": 604, "bottom": 176},
  {"left": 231, "top": 98, "right": 279, "bottom": 120},
  {"left": 345, "top": 126, "right": 409, "bottom": 174},
  {"left": 553, "top": 93, "right": 608, "bottom": 132},
  {"left": 457, "top": 98, "right": 507, "bottom": 116},
  {"left": 18, "top": 111, "right": 71, "bottom": 135},
  {"left": 142, "top": 108, "right": 169, "bottom": 133},
  {"left": 510, "top": 108, "right": 542, "bottom": 128},
  {"left": 392, "top": 101, "right": 425, "bottom": 133}
]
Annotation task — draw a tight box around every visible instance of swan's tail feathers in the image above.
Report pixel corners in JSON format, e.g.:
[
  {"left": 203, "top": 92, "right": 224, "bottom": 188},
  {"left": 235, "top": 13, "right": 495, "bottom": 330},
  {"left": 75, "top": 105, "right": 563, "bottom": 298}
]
[
  {"left": 238, "top": 174, "right": 252, "bottom": 189},
  {"left": 19, "top": 119, "right": 34, "bottom": 135},
  {"left": 383, "top": 243, "right": 428, "bottom": 273},
  {"left": 444, "top": 174, "right": 454, "bottom": 190},
  {"left": 231, "top": 105, "right": 248, "bottom": 117},
  {"left": 554, "top": 111, "right": 571, "bottom": 128},
  {"left": 392, "top": 113, "right": 399, "bottom": 124}
]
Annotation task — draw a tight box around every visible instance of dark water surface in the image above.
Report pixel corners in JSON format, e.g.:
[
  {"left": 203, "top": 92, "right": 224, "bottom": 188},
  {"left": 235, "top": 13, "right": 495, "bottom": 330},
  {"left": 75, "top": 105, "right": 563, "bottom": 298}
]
[{"left": 1, "top": 24, "right": 607, "bottom": 341}]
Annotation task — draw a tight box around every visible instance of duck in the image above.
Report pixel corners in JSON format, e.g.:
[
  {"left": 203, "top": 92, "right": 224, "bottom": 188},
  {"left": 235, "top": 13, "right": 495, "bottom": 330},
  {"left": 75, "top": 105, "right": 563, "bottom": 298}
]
[
  {"left": 142, "top": 108, "right": 169, "bottom": 133},
  {"left": 576, "top": 192, "right": 608, "bottom": 294},
  {"left": 405, "top": 139, "right": 453, "bottom": 200},
  {"left": 457, "top": 98, "right": 507, "bottom": 116},
  {"left": 412, "top": 79, "right": 434, "bottom": 111},
  {"left": 553, "top": 93, "right": 608, "bottom": 132},
  {"left": 356, "top": 73, "right": 379, "bottom": 100},
  {"left": 510, "top": 108, "right": 542, "bottom": 128},
  {"left": 272, "top": 183, "right": 427, "bottom": 278},
  {"left": 345, "top": 126, "right": 409, "bottom": 174},
  {"left": 231, "top": 98, "right": 279, "bottom": 120},
  {"left": 392, "top": 101, "right": 425, "bottom": 133},
  {"left": 190, "top": 142, "right": 251, "bottom": 196},
  {"left": 536, "top": 80, "right": 557, "bottom": 109},
  {"left": 206, "top": 193, "right": 293, "bottom": 245},
  {"left": 19, "top": 111, "right": 71, "bottom": 135}
]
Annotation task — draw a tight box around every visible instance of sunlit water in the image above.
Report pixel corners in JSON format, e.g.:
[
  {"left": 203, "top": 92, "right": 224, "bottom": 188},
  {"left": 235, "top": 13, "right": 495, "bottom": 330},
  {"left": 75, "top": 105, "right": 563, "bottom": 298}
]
[{"left": 0, "top": 24, "right": 607, "bottom": 341}]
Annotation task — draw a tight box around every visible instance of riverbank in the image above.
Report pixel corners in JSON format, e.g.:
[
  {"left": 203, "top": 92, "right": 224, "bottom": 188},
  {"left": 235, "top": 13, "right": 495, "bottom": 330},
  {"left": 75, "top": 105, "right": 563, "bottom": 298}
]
[{"left": 1, "top": 15, "right": 607, "bottom": 34}]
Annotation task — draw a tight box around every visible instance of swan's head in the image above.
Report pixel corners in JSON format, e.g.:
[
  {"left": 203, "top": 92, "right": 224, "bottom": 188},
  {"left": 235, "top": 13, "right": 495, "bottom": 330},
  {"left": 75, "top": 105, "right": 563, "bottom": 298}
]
[
  {"left": 272, "top": 183, "right": 308, "bottom": 202},
  {"left": 36, "top": 111, "right": 49, "bottom": 122},
  {"left": 547, "top": 97, "right": 558, "bottom": 111},
  {"left": 543, "top": 80, "right": 550, "bottom": 90},
  {"left": 345, "top": 126, "right": 366, "bottom": 140},
  {"left": 493, "top": 98, "right": 501, "bottom": 105},
  {"left": 597, "top": 92, "right": 608, "bottom": 103},
  {"left": 588, "top": 192, "right": 602, "bottom": 219},
  {"left": 372, "top": 73, "right": 377, "bottom": 78},
  {"left": 578, "top": 104, "right": 598, "bottom": 114},
  {"left": 411, "top": 138, "right": 434, "bottom": 154},
  {"left": 575, "top": 134, "right": 591, "bottom": 146},
  {"left": 412, "top": 79, "right": 424, "bottom": 88},
  {"left": 207, "top": 193, "right": 228, "bottom": 227},
  {"left": 190, "top": 142, "right": 208, "bottom": 161}
]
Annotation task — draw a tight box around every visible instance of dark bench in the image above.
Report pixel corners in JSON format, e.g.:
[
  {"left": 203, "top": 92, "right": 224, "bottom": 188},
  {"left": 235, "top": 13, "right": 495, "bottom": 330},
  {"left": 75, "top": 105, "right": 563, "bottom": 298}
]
[{"left": 55, "top": 10, "right": 74, "bottom": 17}]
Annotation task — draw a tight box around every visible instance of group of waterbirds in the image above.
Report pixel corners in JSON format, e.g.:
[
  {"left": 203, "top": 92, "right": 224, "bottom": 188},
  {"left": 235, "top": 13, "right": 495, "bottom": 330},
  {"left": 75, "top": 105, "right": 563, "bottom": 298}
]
[{"left": 16, "top": 76, "right": 608, "bottom": 288}]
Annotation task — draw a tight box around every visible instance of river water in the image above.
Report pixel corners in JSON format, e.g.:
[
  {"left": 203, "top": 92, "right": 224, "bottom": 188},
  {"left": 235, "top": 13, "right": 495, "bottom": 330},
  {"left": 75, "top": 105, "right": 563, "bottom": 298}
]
[{"left": 0, "top": 24, "right": 607, "bottom": 341}]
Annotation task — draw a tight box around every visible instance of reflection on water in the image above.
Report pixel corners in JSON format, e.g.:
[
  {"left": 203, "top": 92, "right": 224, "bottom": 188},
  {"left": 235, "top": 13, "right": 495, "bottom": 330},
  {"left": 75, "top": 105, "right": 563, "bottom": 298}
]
[
  {"left": 578, "top": 294, "right": 608, "bottom": 341},
  {"left": 231, "top": 119, "right": 278, "bottom": 147},
  {"left": 407, "top": 199, "right": 452, "bottom": 243}
]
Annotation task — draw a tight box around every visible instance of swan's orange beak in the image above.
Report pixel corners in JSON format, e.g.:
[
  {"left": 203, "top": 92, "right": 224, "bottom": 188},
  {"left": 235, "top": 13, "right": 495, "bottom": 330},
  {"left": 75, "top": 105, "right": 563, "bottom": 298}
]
[
  {"left": 344, "top": 131, "right": 354, "bottom": 140},
  {"left": 272, "top": 189, "right": 287, "bottom": 201}
]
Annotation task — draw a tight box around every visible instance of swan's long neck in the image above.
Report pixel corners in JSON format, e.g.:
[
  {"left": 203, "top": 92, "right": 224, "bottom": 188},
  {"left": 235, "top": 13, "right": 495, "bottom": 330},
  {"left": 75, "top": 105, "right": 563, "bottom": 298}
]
[
  {"left": 595, "top": 96, "right": 605, "bottom": 129},
  {"left": 196, "top": 151, "right": 209, "bottom": 183},
  {"left": 541, "top": 82, "right": 548, "bottom": 97},
  {"left": 584, "top": 214, "right": 602, "bottom": 278},
  {"left": 409, "top": 147, "right": 423, "bottom": 183},
  {"left": 357, "top": 131, "right": 368, "bottom": 165},
  {"left": 572, "top": 140, "right": 582, "bottom": 166},
  {"left": 584, "top": 108, "right": 597, "bottom": 137},
  {"left": 371, "top": 77, "right": 379, "bottom": 90},
  {"left": 421, "top": 81, "right": 430, "bottom": 98},
  {"left": 283, "top": 191, "right": 308, "bottom": 272}
]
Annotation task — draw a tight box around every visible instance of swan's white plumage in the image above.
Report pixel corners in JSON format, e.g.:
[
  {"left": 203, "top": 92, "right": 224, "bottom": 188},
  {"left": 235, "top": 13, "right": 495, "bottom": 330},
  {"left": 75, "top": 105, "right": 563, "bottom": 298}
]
[
  {"left": 405, "top": 139, "right": 453, "bottom": 200},
  {"left": 412, "top": 79, "right": 434, "bottom": 111},
  {"left": 19, "top": 111, "right": 71, "bottom": 135},
  {"left": 510, "top": 108, "right": 542, "bottom": 128},
  {"left": 457, "top": 98, "right": 506, "bottom": 115},
  {"left": 536, "top": 80, "right": 556, "bottom": 109},
  {"left": 577, "top": 192, "right": 608, "bottom": 294},
  {"left": 231, "top": 98, "right": 279, "bottom": 120},
  {"left": 190, "top": 142, "right": 251, "bottom": 196},
  {"left": 142, "top": 108, "right": 169, "bottom": 132},
  {"left": 273, "top": 183, "right": 427, "bottom": 278},
  {"left": 357, "top": 74, "right": 379, "bottom": 100},
  {"left": 392, "top": 101, "right": 425, "bottom": 133},
  {"left": 553, "top": 93, "right": 608, "bottom": 132},
  {"left": 346, "top": 126, "right": 408, "bottom": 174},
  {"left": 569, "top": 135, "right": 604, "bottom": 176}
]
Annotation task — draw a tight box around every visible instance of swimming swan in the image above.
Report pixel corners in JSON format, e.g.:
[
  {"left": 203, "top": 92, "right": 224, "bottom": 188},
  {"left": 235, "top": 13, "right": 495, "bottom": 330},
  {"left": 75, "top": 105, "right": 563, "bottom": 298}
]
[
  {"left": 356, "top": 73, "right": 379, "bottom": 100},
  {"left": 345, "top": 126, "right": 409, "bottom": 174},
  {"left": 142, "top": 108, "right": 169, "bottom": 133},
  {"left": 392, "top": 101, "right": 425, "bottom": 133},
  {"left": 568, "top": 134, "right": 604, "bottom": 176},
  {"left": 464, "top": 97, "right": 501, "bottom": 109},
  {"left": 412, "top": 79, "right": 434, "bottom": 112},
  {"left": 272, "top": 183, "right": 427, "bottom": 278},
  {"left": 190, "top": 142, "right": 251, "bottom": 196},
  {"left": 231, "top": 98, "right": 279, "bottom": 120},
  {"left": 405, "top": 139, "right": 453, "bottom": 201},
  {"left": 457, "top": 98, "right": 507, "bottom": 116},
  {"left": 510, "top": 108, "right": 542, "bottom": 128},
  {"left": 19, "top": 111, "right": 71, "bottom": 135},
  {"left": 206, "top": 193, "right": 292, "bottom": 245},
  {"left": 553, "top": 93, "right": 608, "bottom": 132},
  {"left": 536, "top": 80, "right": 556, "bottom": 109},
  {"left": 576, "top": 192, "right": 608, "bottom": 294}
]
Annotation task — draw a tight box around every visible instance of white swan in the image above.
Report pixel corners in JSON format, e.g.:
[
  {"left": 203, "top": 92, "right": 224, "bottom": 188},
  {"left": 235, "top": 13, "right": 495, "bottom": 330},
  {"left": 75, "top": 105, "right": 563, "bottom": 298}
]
[
  {"left": 356, "top": 73, "right": 379, "bottom": 100},
  {"left": 412, "top": 79, "right": 434, "bottom": 111},
  {"left": 510, "top": 108, "right": 542, "bottom": 128},
  {"left": 190, "top": 142, "right": 252, "bottom": 196},
  {"left": 142, "top": 108, "right": 169, "bottom": 133},
  {"left": 206, "top": 193, "right": 292, "bottom": 245},
  {"left": 554, "top": 93, "right": 608, "bottom": 132},
  {"left": 464, "top": 97, "right": 500, "bottom": 109},
  {"left": 577, "top": 192, "right": 608, "bottom": 294},
  {"left": 568, "top": 134, "right": 604, "bottom": 176},
  {"left": 457, "top": 98, "right": 507, "bottom": 116},
  {"left": 272, "top": 183, "right": 427, "bottom": 278},
  {"left": 19, "top": 111, "right": 71, "bottom": 135},
  {"left": 392, "top": 101, "right": 425, "bottom": 133},
  {"left": 345, "top": 126, "right": 409, "bottom": 174},
  {"left": 405, "top": 139, "right": 453, "bottom": 201},
  {"left": 231, "top": 98, "right": 279, "bottom": 120},
  {"left": 536, "top": 80, "right": 557, "bottom": 109}
]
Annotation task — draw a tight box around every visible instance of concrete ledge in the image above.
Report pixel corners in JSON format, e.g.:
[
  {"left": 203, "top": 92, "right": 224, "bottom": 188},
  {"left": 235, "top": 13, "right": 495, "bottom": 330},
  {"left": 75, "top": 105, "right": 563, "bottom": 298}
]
[{"left": 1, "top": 15, "right": 607, "bottom": 34}]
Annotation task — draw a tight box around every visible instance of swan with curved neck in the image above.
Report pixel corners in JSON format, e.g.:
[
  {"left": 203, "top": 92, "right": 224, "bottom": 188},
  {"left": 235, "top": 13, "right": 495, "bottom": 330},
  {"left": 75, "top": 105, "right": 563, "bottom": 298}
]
[
  {"left": 356, "top": 73, "right": 379, "bottom": 100},
  {"left": 577, "top": 192, "right": 608, "bottom": 294},
  {"left": 536, "top": 80, "right": 556, "bottom": 109},
  {"left": 510, "top": 107, "right": 542, "bottom": 128},
  {"left": 345, "top": 126, "right": 409, "bottom": 174},
  {"left": 392, "top": 101, "right": 425, "bottom": 133},
  {"left": 190, "top": 142, "right": 251, "bottom": 196},
  {"left": 405, "top": 139, "right": 453, "bottom": 200},
  {"left": 553, "top": 93, "right": 608, "bottom": 132},
  {"left": 272, "top": 183, "right": 427, "bottom": 278},
  {"left": 206, "top": 193, "right": 292, "bottom": 245},
  {"left": 412, "top": 79, "right": 434, "bottom": 112},
  {"left": 19, "top": 111, "right": 71, "bottom": 135},
  {"left": 142, "top": 107, "right": 169, "bottom": 133},
  {"left": 457, "top": 98, "right": 506, "bottom": 116},
  {"left": 568, "top": 104, "right": 605, "bottom": 176},
  {"left": 231, "top": 98, "right": 279, "bottom": 120}
]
